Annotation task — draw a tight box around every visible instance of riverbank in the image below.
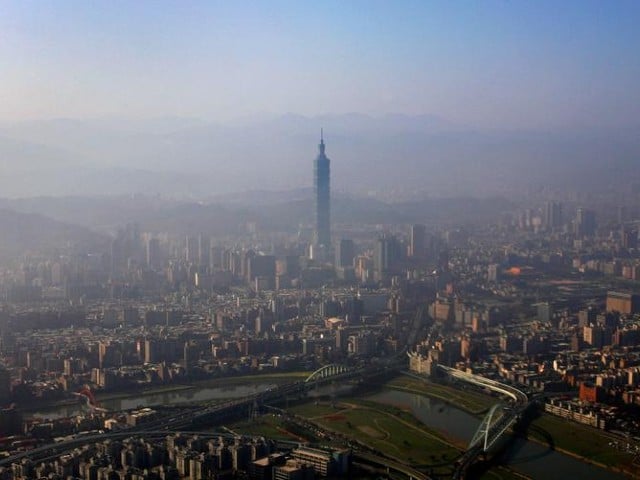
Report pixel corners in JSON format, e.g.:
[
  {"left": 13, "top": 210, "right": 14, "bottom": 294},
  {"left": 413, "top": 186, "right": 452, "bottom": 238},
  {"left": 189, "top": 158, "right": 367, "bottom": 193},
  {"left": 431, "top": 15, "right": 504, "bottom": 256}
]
[
  {"left": 95, "top": 372, "right": 311, "bottom": 401},
  {"left": 95, "top": 371, "right": 310, "bottom": 403},
  {"left": 525, "top": 412, "right": 638, "bottom": 478},
  {"left": 19, "top": 371, "right": 311, "bottom": 413}
]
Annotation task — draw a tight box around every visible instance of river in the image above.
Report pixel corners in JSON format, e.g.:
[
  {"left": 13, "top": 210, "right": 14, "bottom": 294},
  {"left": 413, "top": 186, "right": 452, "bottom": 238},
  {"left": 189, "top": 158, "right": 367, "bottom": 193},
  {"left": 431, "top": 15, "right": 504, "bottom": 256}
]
[
  {"left": 26, "top": 382, "right": 277, "bottom": 420},
  {"left": 369, "top": 390, "right": 627, "bottom": 480},
  {"left": 25, "top": 382, "right": 627, "bottom": 479}
]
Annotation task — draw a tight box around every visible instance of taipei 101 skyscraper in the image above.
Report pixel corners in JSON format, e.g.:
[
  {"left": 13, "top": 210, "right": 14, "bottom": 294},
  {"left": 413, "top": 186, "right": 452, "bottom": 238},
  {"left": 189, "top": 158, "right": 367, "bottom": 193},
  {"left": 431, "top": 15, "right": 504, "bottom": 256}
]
[{"left": 313, "top": 129, "right": 331, "bottom": 248}]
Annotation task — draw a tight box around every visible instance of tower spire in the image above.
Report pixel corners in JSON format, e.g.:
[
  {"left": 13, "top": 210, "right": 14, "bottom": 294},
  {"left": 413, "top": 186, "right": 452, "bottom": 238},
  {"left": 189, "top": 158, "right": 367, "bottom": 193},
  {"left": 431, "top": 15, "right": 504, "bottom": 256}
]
[{"left": 318, "top": 128, "right": 325, "bottom": 155}]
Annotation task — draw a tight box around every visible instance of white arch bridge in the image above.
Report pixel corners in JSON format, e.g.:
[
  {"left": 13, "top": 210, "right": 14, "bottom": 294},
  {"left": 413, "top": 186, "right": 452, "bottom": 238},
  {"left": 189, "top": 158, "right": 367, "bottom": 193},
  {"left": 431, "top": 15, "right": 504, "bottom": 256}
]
[
  {"left": 436, "top": 365, "right": 528, "bottom": 452},
  {"left": 432, "top": 365, "right": 530, "bottom": 479},
  {"left": 304, "top": 364, "right": 352, "bottom": 383},
  {"left": 467, "top": 403, "right": 515, "bottom": 452}
]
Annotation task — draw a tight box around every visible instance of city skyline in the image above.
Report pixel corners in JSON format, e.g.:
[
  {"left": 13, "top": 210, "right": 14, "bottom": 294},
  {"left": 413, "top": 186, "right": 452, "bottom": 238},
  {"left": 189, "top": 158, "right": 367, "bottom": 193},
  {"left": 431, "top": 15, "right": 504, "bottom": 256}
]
[{"left": 1, "top": 2, "right": 640, "bottom": 479}]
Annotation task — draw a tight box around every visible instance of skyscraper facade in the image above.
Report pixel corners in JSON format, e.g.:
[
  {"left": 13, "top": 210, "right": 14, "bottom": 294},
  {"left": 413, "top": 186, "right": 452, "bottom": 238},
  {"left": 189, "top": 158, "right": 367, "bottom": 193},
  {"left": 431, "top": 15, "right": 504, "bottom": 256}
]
[
  {"left": 335, "top": 239, "right": 355, "bottom": 267},
  {"left": 575, "top": 207, "right": 596, "bottom": 237},
  {"left": 374, "top": 233, "right": 402, "bottom": 281},
  {"left": 409, "top": 224, "right": 426, "bottom": 258},
  {"left": 544, "top": 201, "right": 563, "bottom": 230},
  {"left": 314, "top": 130, "right": 331, "bottom": 247}
]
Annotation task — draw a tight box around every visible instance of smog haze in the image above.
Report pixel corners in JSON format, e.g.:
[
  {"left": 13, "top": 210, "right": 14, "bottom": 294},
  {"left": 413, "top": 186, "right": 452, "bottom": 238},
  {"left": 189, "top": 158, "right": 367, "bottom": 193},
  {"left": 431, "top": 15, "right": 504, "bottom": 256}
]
[{"left": 0, "top": 1, "right": 638, "bottom": 198}]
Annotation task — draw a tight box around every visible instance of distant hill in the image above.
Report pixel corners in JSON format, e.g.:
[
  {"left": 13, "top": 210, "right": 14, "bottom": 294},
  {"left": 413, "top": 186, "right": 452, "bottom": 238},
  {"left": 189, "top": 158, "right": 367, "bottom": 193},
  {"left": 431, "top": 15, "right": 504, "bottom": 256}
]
[
  {"left": 0, "top": 193, "right": 513, "bottom": 236},
  {"left": 0, "top": 208, "right": 108, "bottom": 261},
  {"left": 0, "top": 114, "right": 638, "bottom": 198}
]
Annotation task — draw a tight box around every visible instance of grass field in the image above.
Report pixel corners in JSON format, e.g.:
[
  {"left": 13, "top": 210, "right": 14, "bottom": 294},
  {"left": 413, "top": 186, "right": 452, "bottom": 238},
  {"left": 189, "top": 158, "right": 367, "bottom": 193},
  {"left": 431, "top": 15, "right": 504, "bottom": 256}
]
[
  {"left": 230, "top": 414, "right": 317, "bottom": 442},
  {"left": 529, "top": 413, "right": 636, "bottom": 472},
  {"left": 290, "top": 398, "right": 461, "bottom": 475}
]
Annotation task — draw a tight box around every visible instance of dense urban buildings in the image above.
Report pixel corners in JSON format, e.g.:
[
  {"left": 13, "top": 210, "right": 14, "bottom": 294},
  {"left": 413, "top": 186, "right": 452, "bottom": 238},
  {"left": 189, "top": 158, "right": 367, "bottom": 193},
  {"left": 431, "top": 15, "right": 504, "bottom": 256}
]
[{"left": 0, "top": 136, "right": 639, "bottom": 478}]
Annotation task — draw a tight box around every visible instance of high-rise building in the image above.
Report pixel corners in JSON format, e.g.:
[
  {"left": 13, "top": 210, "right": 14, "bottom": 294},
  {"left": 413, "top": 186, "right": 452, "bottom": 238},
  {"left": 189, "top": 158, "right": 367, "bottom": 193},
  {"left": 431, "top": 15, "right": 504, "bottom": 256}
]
[
  {"left": 313, "top": 130, "right": 331, "bottom": 247},
  {"left": 247, "top": 254, "right": 276, "bottom": 285},
  {"left": 185, "top": 236, "right": 198, "bottom": 263},
  {"left": 621, "top": 227, "right": 638, "bottom": 249},
  {"left": 606, "top": 291, "right": 640, "bottom": 315},
  {"left": 197, "top": 234, "right": 210, "bottom": 267},
  {"left": 409, "top": 224, "right": 426, "bottom": 258},
  {"left": 544, "top": 201, "right": 563, "bottom": 230},
  {"left": 335, "top": 239, "right": 355, "bottom": 267},
  {"left": 575, "top": 207, "right": 596, "bottom": 237},
  {"left": 146, "top": 237, "right": 161, "bottom": 269},
  {"left": 373, "top": 234, "right": 402, "bottom": 280},
  {"left": 0, "top": 367, "right": 11, "bottom": 402}
]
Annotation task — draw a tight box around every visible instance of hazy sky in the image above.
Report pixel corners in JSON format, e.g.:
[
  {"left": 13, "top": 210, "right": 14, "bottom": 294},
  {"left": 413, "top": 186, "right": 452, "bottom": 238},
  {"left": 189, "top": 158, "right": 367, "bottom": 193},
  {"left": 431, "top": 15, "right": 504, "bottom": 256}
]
[{"left": 1, "top": 0, "right": 639, "bottom": 129}]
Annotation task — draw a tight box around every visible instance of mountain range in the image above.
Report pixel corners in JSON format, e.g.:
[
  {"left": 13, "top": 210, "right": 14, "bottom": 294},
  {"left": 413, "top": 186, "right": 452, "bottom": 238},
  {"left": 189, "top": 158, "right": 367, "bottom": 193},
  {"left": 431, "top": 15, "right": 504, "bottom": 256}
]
[{"left": 0, "top": 113, "right": 638, "bottom": 199}]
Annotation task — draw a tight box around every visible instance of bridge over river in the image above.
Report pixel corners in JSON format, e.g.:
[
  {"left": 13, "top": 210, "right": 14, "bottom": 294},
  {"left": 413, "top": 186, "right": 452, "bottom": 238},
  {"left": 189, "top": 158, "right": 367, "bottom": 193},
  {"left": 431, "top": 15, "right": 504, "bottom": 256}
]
[
  {"left": 434, "top": 365, "right": 531, "bottom": 479},
  {"left": 4, "top": 359, "right": 538, "bottom": 480}
]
